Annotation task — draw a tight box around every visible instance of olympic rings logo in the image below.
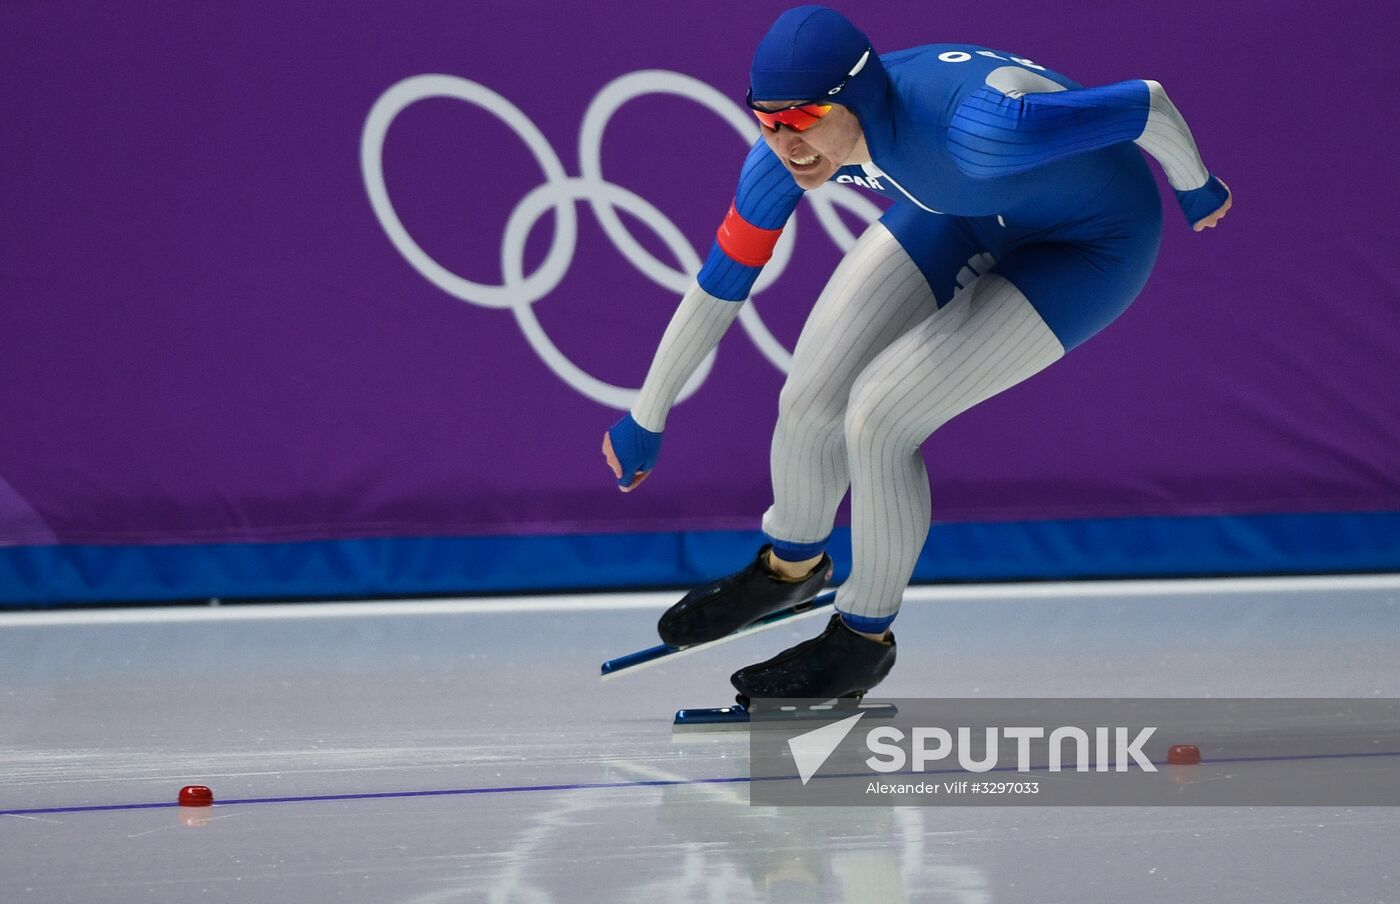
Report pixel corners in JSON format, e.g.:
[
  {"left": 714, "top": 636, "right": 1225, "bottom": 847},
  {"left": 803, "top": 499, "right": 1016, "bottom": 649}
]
[{"left": 360, "top": 71, "right": 884, "bottom": 409}]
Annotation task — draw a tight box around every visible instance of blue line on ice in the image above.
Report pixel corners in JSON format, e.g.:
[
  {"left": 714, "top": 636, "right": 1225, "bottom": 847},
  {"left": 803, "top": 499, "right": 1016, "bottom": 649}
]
[{"left": 5, "top": 749, "right": 1399, "bottom": 817}]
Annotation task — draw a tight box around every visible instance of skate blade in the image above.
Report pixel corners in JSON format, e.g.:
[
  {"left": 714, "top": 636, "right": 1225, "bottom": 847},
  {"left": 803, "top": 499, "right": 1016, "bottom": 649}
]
[
  {"left": 673, "top": 701, "right": 898, "bottom": 731},
  {"left": 600, "top": 590, "right": 838, "bottom": 681}
]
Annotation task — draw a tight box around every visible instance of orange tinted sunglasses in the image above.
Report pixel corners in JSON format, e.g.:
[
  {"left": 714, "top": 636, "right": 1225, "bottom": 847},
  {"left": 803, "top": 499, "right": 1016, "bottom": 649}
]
[
  {"left": 745, "top": 90, "right": 834, "bottom": 132},
  {"left": 745, "top": 46, "right": 871, "bottom": 132}
]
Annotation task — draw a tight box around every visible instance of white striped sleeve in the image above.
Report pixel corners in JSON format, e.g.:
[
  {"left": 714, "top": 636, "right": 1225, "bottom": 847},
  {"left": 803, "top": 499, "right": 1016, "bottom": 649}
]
[
  {"left": 630, "top": 283, "right": 744, "bottom": 432},
  {"left": 1137, "top": 80, "right": 1211, "bottom": 191}
]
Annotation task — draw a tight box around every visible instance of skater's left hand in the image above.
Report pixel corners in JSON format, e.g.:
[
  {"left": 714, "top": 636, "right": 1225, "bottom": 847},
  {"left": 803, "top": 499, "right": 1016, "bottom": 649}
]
[
  {"left": 1193, "top": 178, "right": 1231, "bottom": 232},
  {"left": 1177, "top": 175, "right": 1231, "bottom": 232},
  {"left": 603, "top": 413, "right": 662, "bottom": 493}
]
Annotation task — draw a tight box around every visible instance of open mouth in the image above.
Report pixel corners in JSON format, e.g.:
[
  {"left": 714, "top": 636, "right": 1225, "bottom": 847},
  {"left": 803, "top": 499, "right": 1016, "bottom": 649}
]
[{"left": 789, "top": 153, "right": 821, "bottom": 170}]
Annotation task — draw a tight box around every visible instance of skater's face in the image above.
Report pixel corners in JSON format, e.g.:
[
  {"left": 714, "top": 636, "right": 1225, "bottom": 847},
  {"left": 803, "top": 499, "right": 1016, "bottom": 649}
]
[{"left": 753, "top": 101, "right": 868, "bottom": 190}]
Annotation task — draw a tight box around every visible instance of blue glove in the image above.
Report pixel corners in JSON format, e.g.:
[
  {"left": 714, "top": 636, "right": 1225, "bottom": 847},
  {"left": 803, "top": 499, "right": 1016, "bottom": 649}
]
[
  {"left": 1175, "top": 175, "right": 1230, "bottom": 229},
  {"left": 607, "top": 412, "right": 663, "bottom": 488}
]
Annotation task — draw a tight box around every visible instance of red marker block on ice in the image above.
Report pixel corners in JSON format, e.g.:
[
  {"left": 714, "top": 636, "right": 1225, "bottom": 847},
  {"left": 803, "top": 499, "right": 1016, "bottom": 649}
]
[
  {"left": 1166, "top": 744, "right": 1201, "bottom": 766},
  {"left": 178, "top": 785, "right": 214, "bottom": 807}
]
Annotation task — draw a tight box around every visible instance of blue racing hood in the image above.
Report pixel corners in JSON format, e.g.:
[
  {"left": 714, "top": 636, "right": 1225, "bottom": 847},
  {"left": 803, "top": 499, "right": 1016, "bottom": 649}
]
[{"left": 749, "top": 6, "right": 890, "bottom": 123}]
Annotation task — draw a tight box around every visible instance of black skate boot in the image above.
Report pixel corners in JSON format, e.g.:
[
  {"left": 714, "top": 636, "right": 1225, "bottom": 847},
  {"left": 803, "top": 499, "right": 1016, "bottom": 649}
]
[
  {"left": 730, "top": 613, "right": 895, "bottom": 703},
  {"left": 657, "top": 545, "right": 832, "bottom": 648}
]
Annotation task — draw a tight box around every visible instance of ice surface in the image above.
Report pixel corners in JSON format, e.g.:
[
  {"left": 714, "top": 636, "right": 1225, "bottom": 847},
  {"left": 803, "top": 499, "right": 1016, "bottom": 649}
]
[{"left": 2, "top": 577, "right": 1398, "bottom": 902}]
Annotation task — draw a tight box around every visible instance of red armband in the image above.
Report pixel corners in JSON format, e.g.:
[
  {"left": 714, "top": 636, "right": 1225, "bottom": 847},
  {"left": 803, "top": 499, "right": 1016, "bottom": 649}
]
[{"left": 715, "top": 201, "right": 783, "bottom": 268}]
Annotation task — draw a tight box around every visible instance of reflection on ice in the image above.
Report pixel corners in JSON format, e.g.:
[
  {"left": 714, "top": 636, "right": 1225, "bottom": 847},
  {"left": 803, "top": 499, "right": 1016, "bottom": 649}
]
[{"left": 2, "top": 577, "right": 1399, "bottom": 902}]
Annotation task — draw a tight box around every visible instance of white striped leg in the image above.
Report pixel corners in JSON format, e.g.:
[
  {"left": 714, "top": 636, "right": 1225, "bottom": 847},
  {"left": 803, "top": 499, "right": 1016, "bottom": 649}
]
[
  {"left": 839, "top": 274, "right": 1065, "bottom": 623},
  {"left": 760, "top": 222, "right": 937, "bottom": 554}
]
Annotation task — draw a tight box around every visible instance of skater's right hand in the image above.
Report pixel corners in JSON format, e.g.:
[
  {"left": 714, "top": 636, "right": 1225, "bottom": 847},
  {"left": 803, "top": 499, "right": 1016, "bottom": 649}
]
[{"left": 604, "top": 413, "right": 662, "bottom": 493}]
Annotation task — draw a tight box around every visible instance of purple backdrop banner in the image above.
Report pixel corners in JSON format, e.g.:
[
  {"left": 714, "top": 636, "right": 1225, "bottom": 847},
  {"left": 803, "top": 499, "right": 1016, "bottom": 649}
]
[{"left": 2, "top": 2, "right": 1397, "bottom": 566}]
